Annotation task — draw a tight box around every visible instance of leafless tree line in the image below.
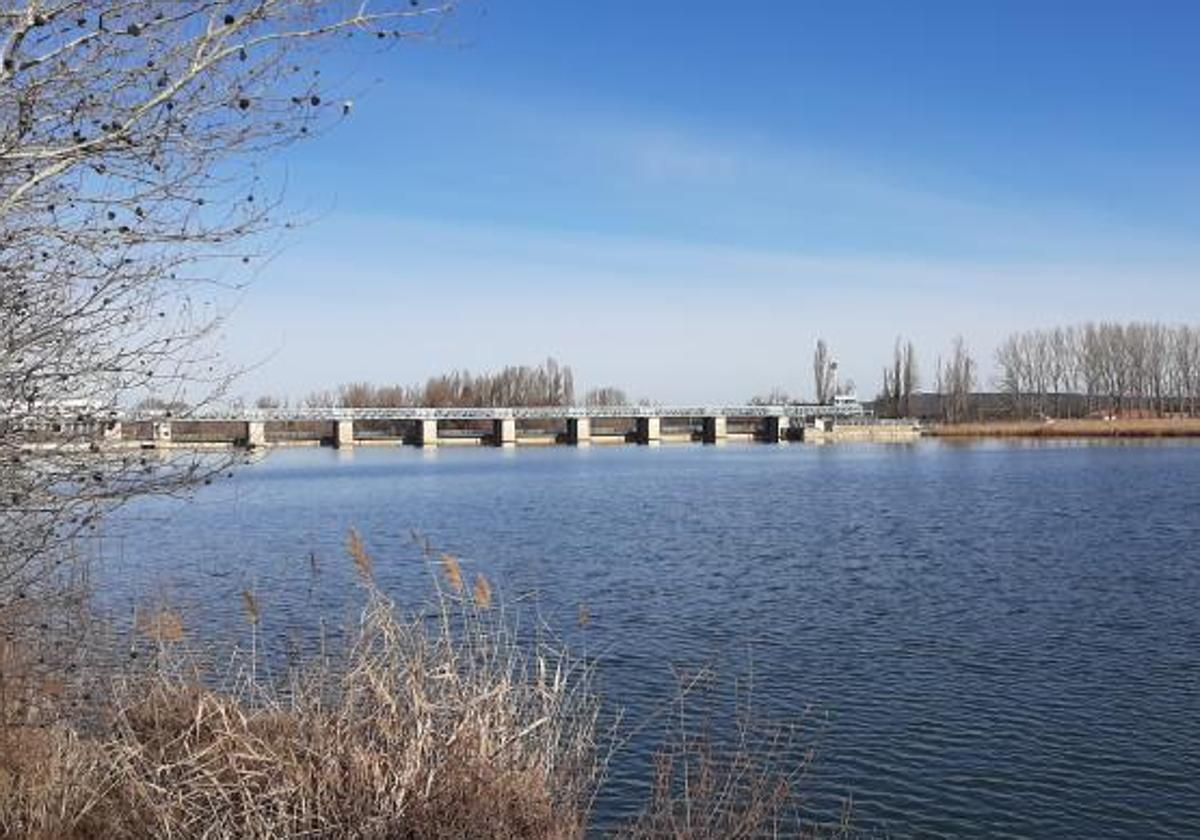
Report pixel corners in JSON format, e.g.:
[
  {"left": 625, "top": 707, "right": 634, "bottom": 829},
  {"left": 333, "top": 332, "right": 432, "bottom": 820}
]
[
  {"left": 298, "top": 357, "right": 580, "bottom": 408},
  {"left": 582, "top": 385, "right": 629, "bottom": 407},
  {"left": 996, "top": 322, "right": 1200, "bottom": 418},
  {"left": 877, "top": 336, "right": 974, "bottom": 422},
  {"left": 2, "top": 1, "right": 455, "bottom": 609},
  {"left": 747, "top": 387, "right": 792, "bottom": 406}
]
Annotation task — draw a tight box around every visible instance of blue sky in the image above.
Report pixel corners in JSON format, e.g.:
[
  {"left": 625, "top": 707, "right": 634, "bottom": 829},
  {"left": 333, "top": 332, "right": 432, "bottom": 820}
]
[{"left": 224, "top": 0, "right": 1200, "bottom": 403}]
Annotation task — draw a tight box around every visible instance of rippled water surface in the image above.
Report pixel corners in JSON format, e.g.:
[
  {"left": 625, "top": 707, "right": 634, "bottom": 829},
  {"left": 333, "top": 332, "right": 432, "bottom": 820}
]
[{"left": 98, "top": 441, "right": 1200, "bottom": 838}]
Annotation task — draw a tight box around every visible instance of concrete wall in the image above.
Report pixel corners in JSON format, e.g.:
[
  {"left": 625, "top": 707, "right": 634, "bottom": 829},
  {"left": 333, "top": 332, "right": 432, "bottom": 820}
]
[
  {"left": 493, "top": 418, "right": 517, "bottom": 447},
  {"left": 334, "top": 419, "right": 355, "bottom": 448},
  {"left": 802, "top": 421, "right": 920, "bottom": 443},
  {"left": 416, "top": 418, "right": 439, "bottom": 447},
  {"left": 246, "top": 421, "right": 267, "bottom": 448},
  {"left": 567, "top": 417, "right": 591, "bottom": 445}
]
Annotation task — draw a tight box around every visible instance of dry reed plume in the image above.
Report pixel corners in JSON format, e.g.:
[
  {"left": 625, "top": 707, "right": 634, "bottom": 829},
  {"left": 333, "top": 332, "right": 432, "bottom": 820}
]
[
  {"left": 440, "top": 553, "right": 464, "bottom": 594},
  {"left": 473, "top": 573, "right": 493, "bottom": 609},
  {"left": 240, "top": 589, "right": 260, "bottom": 626},
  {"left": 134, "top": 606, "right": 185, "bottom": 644},
  {"left": 346, "top": 526, "right": 374, "bottom": 585}
]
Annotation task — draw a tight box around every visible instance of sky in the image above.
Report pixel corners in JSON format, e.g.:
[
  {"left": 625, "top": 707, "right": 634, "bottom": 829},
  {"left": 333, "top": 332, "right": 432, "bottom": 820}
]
[{"left": 221, "top": 0, "right": 1200, "bottom": 404}]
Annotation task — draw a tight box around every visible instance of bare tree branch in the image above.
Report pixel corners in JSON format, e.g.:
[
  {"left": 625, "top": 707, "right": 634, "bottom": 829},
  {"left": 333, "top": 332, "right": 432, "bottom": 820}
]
[{"left": 1, "top": 0, "right": 458, "bottom": 609}]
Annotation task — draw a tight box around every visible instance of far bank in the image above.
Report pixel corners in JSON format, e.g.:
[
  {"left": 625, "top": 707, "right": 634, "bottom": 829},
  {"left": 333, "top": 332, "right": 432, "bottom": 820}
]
[{"left": 927, "top": 417, "right": 1200, "bottom": 439}]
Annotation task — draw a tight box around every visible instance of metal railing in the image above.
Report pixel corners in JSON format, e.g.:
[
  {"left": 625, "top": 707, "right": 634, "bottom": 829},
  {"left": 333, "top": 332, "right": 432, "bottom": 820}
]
[{"left": 128, "top": 404, "right": 868, "bottom": 422}]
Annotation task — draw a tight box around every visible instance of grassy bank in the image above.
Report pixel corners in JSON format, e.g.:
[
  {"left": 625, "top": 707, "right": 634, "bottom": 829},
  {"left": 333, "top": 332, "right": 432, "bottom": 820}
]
[
  {"left": 0, "top": 531, "right": 841, "bottom": 839},
  {"left": 927, "top": 417, "right": 1200, "bottom": 439}
]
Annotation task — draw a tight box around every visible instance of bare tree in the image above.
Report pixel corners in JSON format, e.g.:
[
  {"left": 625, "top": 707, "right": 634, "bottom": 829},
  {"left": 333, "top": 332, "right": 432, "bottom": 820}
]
[
  {"left": 995, "top": 333, "right": 1025, "bottom": 417},
  {"left": 1079, "top": 322, "right": 1105, "bottom": 415},
  {"left": 878, "top": 338, "right": 917, "bottom": 418},
  {"left": 1146, "top": 323, "right": 1169, "bottom": 415},
  {"left": 812, "top": 339, "right": 835, "bottom": 405},
  {"left": 901, "top": 340, "right": 918, "bottom": 417},
  {"left": 301, "top": 388, "right": 336, "bottom": 408},
  {"left": 880, "top": 339, "right": 902, "bottom": 419},
  {"left": 880, "top": 352, "right": 899, "bottom": 418},
  {"left": 1174, "top": 325, "right": 1200, "bottom": 416},
  {"left": 938, "top": 336, "right": 975, "bottom": 423},
  {"left": 2, "top": 2, "right": 456, "bottom": 611}
]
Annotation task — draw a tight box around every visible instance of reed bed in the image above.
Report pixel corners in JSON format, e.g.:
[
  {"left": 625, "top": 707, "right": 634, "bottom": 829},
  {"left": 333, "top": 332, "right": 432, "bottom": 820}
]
[
  {"left": 1, "top": 532, "right": 599, "bottom": 839},
  {"left": 0, "top": 530, "right": 844, "bottom": 839}
]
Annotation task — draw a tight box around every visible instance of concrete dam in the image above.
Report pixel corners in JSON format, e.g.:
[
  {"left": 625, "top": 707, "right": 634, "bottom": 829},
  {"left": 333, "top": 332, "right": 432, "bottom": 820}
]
[{"left": 98, "top": 405, "right": 921, "bottom": 448}]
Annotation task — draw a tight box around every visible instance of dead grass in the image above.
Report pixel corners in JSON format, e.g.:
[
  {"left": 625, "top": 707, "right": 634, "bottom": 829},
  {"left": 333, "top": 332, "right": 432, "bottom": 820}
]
[
  {"left": 0, "top": 533, "right": 599, "bottom": 839},
  {"left": 0, "top": 531, "right": 846, "bottom": 839},
  {"left": 928, "top": 417, "right": 1200, "bottom": 438}
]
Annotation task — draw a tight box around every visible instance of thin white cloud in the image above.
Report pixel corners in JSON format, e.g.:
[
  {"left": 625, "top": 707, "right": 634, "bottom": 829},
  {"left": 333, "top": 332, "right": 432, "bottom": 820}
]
[
  {"left": 360, "top": 79, "right": 1200, "bottom": 265},
  {"left": 225, "top": 215, "right": 1200, "bottom": 403},
  {"left": 216, "top": 80, "right": 1200, "bottom": 402}
]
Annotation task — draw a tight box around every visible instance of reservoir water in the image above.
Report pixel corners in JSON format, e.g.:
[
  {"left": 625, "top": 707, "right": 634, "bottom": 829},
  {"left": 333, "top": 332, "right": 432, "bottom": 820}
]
[{"left": 96, "top": 441, "right": 1200, "bottom": 838}]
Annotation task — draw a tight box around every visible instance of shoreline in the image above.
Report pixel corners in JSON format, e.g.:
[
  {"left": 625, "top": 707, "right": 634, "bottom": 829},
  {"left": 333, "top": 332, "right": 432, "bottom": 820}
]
[{"left": 926, "top": 418, "right": 1200, "bottom": 439}]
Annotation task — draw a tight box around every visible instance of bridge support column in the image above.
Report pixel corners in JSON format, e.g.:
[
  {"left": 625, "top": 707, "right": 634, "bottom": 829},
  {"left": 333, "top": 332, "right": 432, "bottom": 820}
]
[
  {"left": 152, "top": 421, "right": 172, "bottom": 447},
  {"left": 567, "top": 417, "right": 591, "bottom": 446},
  {"left": 636, "top": 416, "right": 661, "bottom": 445},
  {"left": 763, "top": 415, "right": 789, "bottom": 442},
  {"left": 246, "top": 420, "right": 267, "bottom": 449},
  {"left": 333, "top": 419, "right": 355, "bottom": 448},
  {"left": 416, "top": 418, "right": 439, "bottom": 447},
  {"left": 493, "top": 417, "right": 517, "bottom": 447},
  {"left": 702, "top": 416, "right": 727, "bottom": 444}
]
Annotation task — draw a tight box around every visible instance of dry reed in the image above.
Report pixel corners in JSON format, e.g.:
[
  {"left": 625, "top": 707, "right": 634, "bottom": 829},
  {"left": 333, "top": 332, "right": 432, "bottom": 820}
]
[
  {"left": 346, "top": 526, "right": 374, "bottom": 585},
  {"left": 240, "top": 589, "right": 260, "bottom": 626},
  {"left": 615, "top": 687, "right": 849, "bottom": 840},
  {"left": 440, "top": 553, "right": 464, "bottom": 594},
  {"left": 134, "top": 606, "right": 185, "bottom": 644},
  {"left": 0, "top": 531, "right": 843, "bottom": 839},
  {"left": 473, "top": 573, "right": 493, "bottom": 609},
  {"left": 0, "top": 531, "right": 600, "bottom": 839}
]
